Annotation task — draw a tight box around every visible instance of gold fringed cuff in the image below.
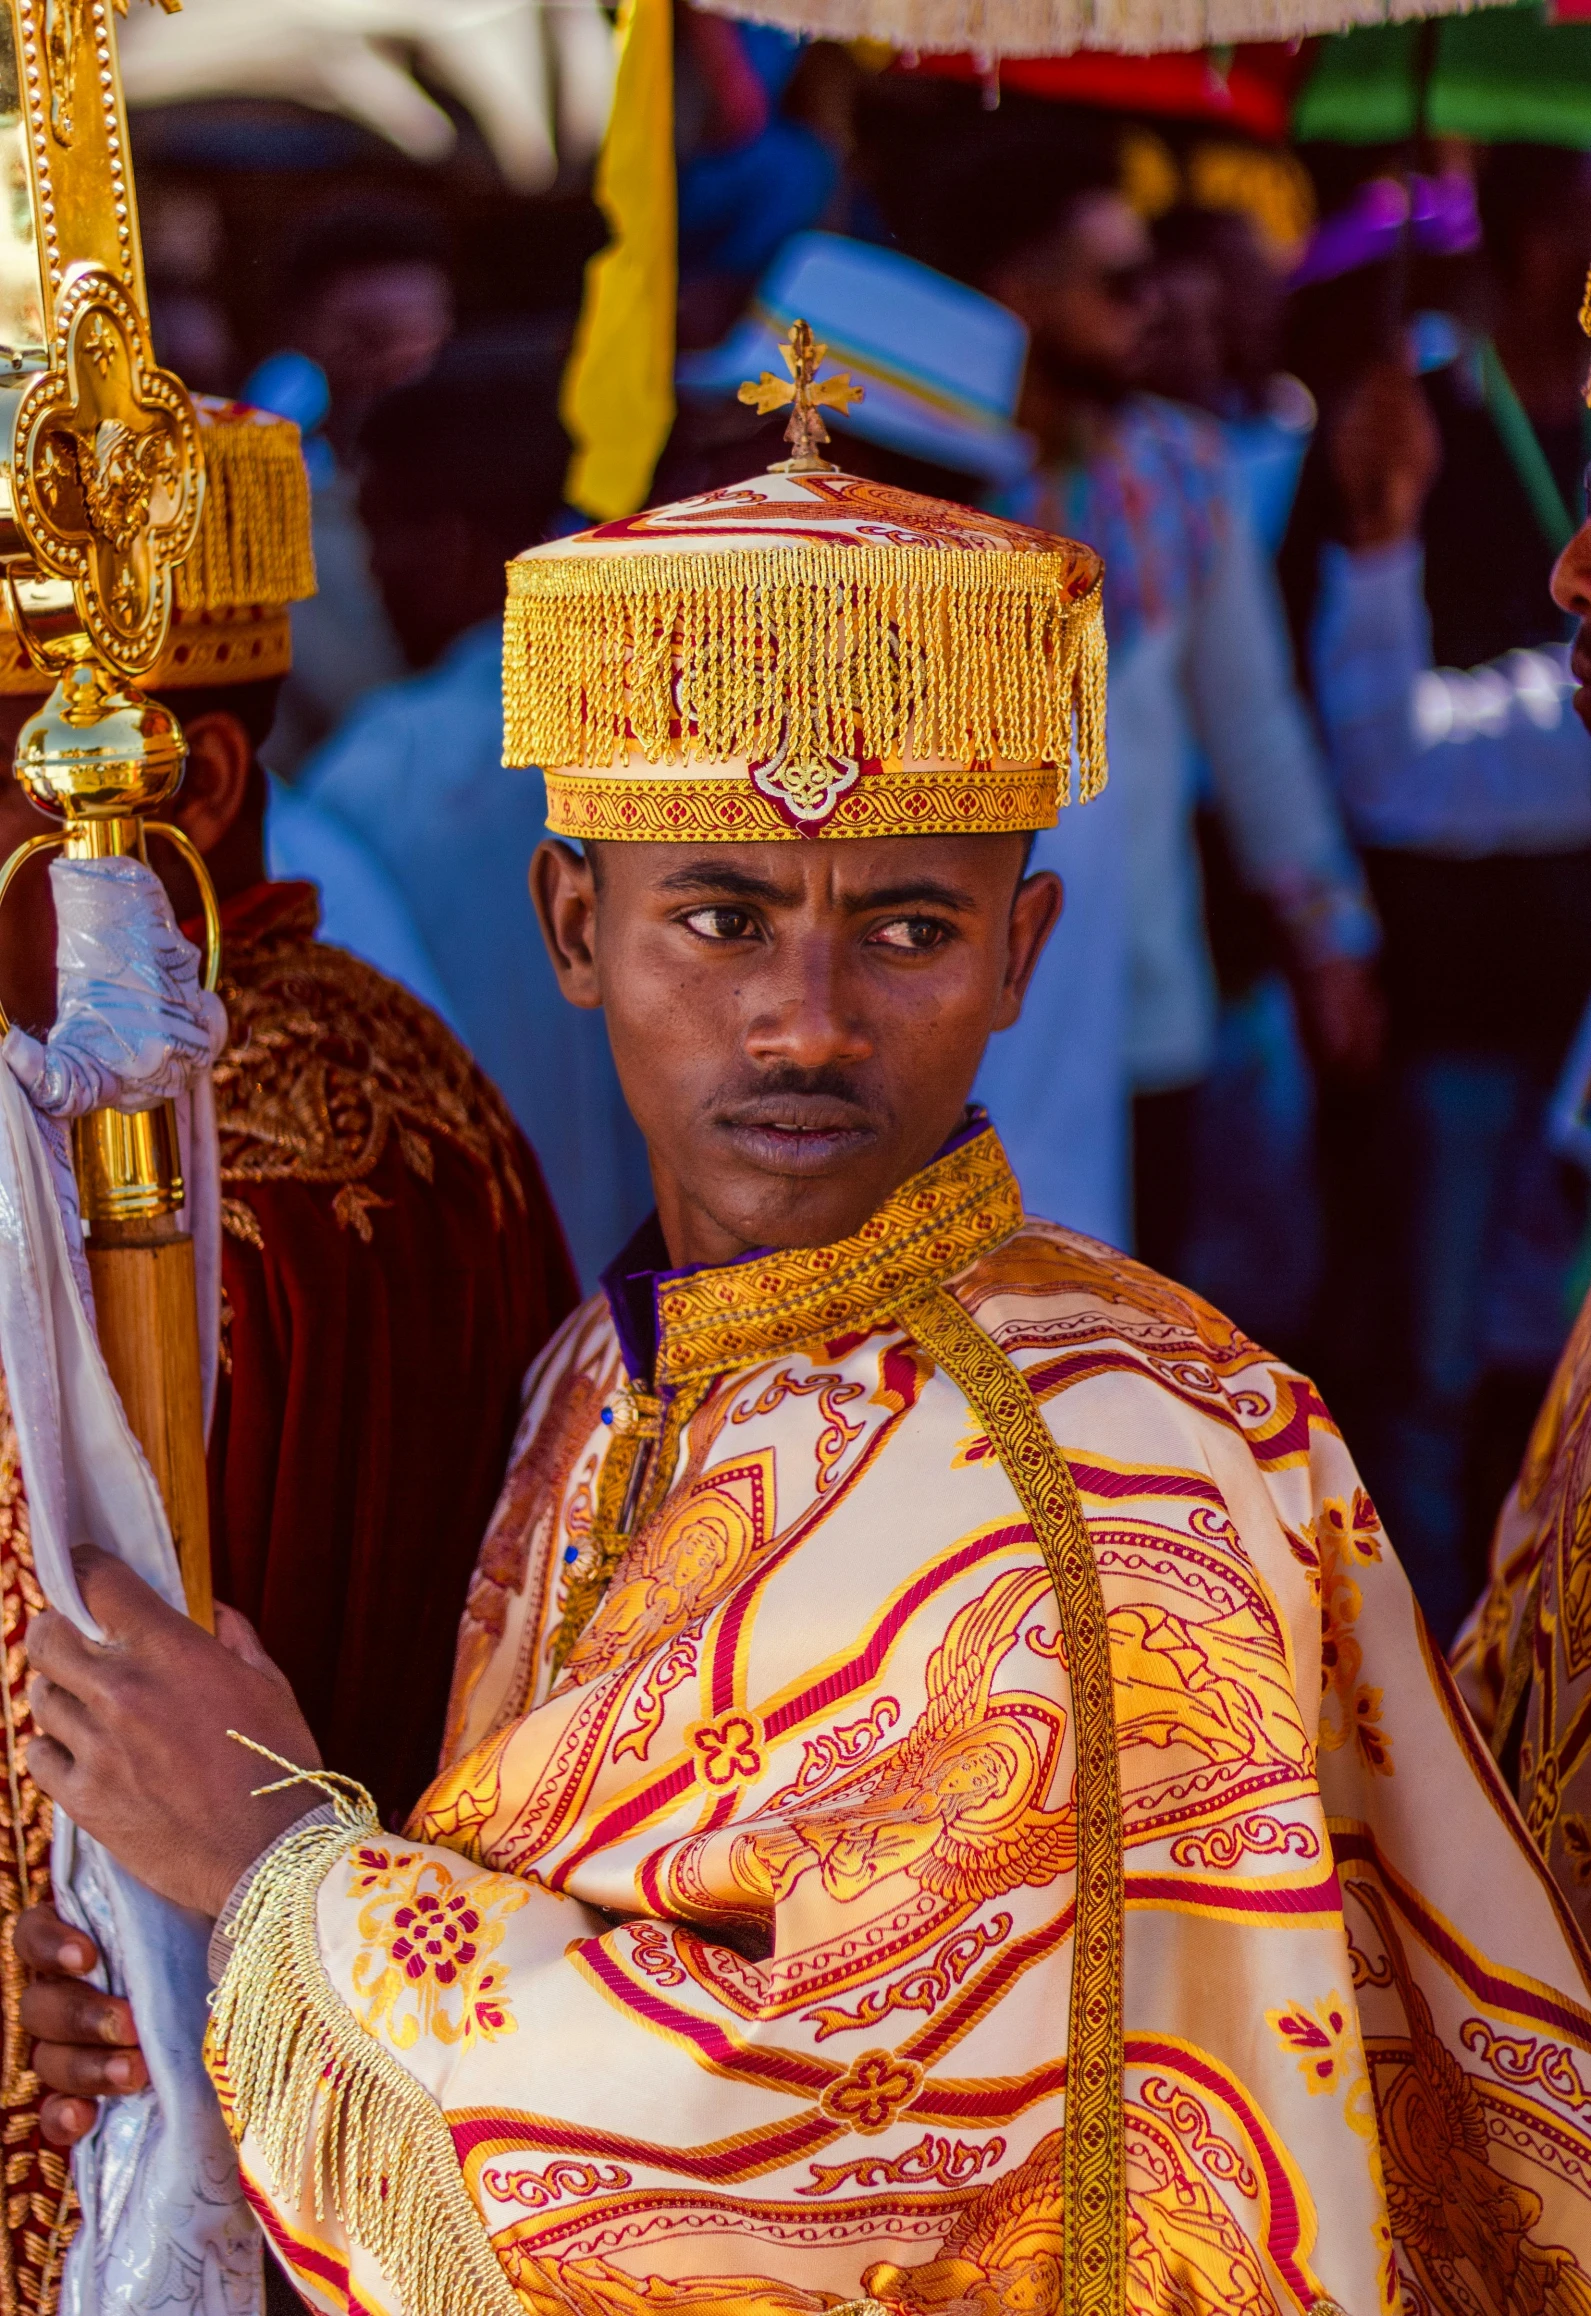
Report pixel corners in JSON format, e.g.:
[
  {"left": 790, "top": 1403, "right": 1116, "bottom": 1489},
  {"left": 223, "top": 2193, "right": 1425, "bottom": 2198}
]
[
  {"left": 205, "top": 1794, "right": 523, "bottom": 2316},
  {"left": 504, "top": 542, "right": 1108, "bottom": 811}
]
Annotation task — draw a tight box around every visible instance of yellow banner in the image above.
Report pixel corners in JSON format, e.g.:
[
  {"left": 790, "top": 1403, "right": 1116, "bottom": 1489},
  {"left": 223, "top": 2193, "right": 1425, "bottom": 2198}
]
[{"left": 561, "top": 0, "right": 676, "bottom": 523}]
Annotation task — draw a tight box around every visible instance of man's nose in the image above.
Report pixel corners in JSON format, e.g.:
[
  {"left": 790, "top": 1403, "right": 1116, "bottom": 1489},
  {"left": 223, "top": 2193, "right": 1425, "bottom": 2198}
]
[
  {"left": 743, "top": 934, "right": 872, "bottom": 1069},
  {"left": 1551, "top": 512, "right": 1591, "bottom": 616}
]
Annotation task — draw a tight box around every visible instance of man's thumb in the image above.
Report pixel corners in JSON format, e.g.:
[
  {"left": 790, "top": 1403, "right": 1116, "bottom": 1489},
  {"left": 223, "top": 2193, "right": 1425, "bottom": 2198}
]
[{"left": 69, "top": 1545, "right": 171, "bottom": 1641}]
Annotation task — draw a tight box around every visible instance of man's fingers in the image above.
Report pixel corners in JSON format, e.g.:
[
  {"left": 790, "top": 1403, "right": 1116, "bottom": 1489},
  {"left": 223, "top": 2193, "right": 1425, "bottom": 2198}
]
[
  {"left": 13, "top": 1903, "right": 97, "bottom": 1977},
  {"left": 39, "top": 2093, "right": 99, "bottom": 2148},
  {"left": 31, "top": 2037, "right": 147, "bottom": 2099},
  {"left": 70, "top": 1544, "right": 179, "bottom": 1645},
  {"left": 26, "top": 1667, "right": 93, "bottom": 1750},
  {"left": 21, "top": 1977, "right": 138, "bottom": 2050},
  {"left": 22, "top": 1725, "right": 82, "bottom": 1811},
  {"left": 24, "top": 1605, "right": 101, "bottom": 1691}
]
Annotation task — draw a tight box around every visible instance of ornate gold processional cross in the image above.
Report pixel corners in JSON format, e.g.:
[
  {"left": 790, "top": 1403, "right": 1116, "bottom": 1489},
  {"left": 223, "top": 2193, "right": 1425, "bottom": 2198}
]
[
  {"left": 0, "top": 0, "right": 217, "bottom": 1624},
  {"left": 738, "top": 317, "right": 864, "bottom": 472}
]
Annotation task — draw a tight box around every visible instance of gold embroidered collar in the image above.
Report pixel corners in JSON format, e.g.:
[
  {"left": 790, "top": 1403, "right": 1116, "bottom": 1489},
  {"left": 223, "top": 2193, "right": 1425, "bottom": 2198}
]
[{"left": 649, "top": 1125, "right": 1022, "bottom": 1388}]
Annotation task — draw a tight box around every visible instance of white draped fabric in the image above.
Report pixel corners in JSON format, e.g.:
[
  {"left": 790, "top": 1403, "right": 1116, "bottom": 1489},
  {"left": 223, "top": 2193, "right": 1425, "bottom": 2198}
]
[{"left": 0, "top": 856, "right": 254, "bottom": 2313}]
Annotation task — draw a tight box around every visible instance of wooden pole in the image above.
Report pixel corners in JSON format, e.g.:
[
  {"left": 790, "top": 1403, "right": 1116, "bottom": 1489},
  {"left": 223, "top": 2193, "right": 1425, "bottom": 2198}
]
[{"left": 85, "top": 1217, "right": 213, "bottom": 1632}]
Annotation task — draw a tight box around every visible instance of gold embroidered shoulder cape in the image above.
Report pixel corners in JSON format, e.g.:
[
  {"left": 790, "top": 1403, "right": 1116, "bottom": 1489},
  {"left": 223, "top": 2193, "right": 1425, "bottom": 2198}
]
[{"left": 208, "top": 1128, "right": 1591, "bottom": 2316}]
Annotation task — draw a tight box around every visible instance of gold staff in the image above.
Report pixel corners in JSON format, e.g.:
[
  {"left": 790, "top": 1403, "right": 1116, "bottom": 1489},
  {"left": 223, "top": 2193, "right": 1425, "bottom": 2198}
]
[{"left": 0, "top": 0, "right": 214, "bottom": 1626}]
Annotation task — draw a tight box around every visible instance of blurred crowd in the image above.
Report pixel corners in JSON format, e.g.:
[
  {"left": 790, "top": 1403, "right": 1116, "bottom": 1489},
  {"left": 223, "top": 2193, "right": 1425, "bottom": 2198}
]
[{"left": 134, "top": 43, "right": 1591, "bottom": 1650}]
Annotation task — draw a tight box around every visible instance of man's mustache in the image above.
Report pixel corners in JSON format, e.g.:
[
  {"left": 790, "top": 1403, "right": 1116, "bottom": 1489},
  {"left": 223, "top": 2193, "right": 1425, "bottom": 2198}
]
[{"left": 710, "top": 1066, "right": 880, "bottom": 1125}]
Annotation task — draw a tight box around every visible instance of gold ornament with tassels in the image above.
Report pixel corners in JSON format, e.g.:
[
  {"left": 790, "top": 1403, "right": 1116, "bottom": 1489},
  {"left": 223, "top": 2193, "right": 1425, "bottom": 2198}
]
[{"left": 511, "top": 324, "right": 1107, "bottom": 845}]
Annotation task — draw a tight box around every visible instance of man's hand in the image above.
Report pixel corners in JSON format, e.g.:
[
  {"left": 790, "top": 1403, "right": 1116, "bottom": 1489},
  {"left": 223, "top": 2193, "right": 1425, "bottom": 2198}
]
[
  {"left": 17, "top": 1903, "right": 146, "bottom": 2147},
  {"left": 27, "top": 1547, "right": 323, "bottom": 1921},
  {"left": 1293, "top": 955, "right": 1386, "bottom": 1080},
  {"left": 1328, "top": 361, "right": 1441, "bottom": 552}
]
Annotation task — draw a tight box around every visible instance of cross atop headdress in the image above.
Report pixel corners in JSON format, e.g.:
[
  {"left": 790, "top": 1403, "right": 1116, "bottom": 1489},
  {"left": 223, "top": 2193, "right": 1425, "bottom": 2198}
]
[{"left": 738, "top": 318, "right": 863, "bottom": 473}]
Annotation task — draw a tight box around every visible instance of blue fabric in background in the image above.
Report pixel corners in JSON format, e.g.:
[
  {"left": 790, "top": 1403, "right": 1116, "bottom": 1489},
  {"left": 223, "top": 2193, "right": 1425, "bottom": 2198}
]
[{"left": 679, "top": 119, "right": 837, "bottom": 280}]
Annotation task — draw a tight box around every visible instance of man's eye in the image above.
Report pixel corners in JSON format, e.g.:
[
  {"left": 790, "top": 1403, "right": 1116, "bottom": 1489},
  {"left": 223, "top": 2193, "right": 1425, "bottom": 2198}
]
[
  {"left": 681, "top": 906, "right": 757, "bottom": 941},
  {"left": 869, "top": 917, "right": 951, "bottom": 953}
]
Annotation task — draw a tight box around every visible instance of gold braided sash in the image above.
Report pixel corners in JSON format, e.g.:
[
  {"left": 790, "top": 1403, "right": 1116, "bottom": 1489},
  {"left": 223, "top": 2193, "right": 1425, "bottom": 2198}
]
[{"left": 902, "top": 1285, "right": 1124, "bottom": 2316}]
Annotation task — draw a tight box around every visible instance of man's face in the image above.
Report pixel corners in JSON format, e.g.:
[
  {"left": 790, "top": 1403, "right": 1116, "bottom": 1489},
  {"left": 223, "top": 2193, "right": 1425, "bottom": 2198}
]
[
  {"left": 1553, "top": 510, "right": 1591, "bottom": 733},
  {"left": 989, "top": 193, "right": 1158, "bottom": 403},
  {"left": 532, "top": 833, "right": 1061, "bottom": 1267},
  {"left": 296, "top": 261, "right": 453, "bottom": 420},
  {"left": 1139, "top": 255, "right": 1225, "bottom": 411}
]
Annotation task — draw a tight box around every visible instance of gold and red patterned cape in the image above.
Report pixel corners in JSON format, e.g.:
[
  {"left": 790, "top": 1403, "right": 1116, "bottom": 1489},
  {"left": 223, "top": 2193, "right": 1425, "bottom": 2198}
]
[
  {"left": 208, "top": 1123, "right": 1591, "bottom": 2316},
  {"left": 0, "top": 881, "right": 576, "bottom": 2315},
  {"left": 1453, "top": 1283, "right": 1591, "bottom": 1925}
]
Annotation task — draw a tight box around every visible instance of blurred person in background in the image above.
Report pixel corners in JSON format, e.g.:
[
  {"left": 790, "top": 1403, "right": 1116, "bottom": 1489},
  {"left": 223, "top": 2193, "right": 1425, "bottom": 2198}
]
[
  {"left": 1139, "top": 199, "right": 1325, "bottom": 1352},
  {"left": 251, "top": 206, "right": 455, "bottom": 772},
  {"left": 1305, "top": 210, "right": 1591, "bottom": 1634},
  {"left": 264, "top": 765, "right": 461, "bottom": 1029},
  {"left": 873, "top": 104, "right": 1380, "bottom": 1278},
  {"left": 301, "top": 347, "right": 653, "bottom": 1285},
  {"left": 1147, "top": 201, "right": 1317, "bottom": 552}
]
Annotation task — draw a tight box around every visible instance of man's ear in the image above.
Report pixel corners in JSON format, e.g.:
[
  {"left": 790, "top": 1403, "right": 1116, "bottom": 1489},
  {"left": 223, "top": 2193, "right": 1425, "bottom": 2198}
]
[
  {"left": 530, "top": 840, "right": 603, "bottom": 1010},
  {"left": 166, "top": 710, "right": 252, "bottom": 854},
  {"left": 992, "top": 868, "right": 1063, "bottom": 1034}
]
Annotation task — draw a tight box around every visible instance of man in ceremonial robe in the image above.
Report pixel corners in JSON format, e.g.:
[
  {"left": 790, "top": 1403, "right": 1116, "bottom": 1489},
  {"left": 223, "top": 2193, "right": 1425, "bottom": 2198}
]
[
  {"left": 1451, "top": 498, "right": 1591, "bottom": 1922},
  {"left": 0, "top": 398, "right": 575, "bottom": 2312},
  {"left": 19, "top": 441, "right": 1591, "bottom": 2316}
]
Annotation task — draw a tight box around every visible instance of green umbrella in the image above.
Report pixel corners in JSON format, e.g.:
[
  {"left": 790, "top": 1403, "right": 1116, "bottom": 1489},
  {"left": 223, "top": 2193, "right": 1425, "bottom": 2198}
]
[{"left": 1295, "top": 0, "right": 1591, "bottom": 146}]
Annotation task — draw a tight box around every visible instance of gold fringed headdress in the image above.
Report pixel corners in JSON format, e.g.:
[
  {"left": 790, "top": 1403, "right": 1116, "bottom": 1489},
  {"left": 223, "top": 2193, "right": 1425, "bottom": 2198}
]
[
  {"left": 507, "top": 323, "right": 1106, "bottom": 842},
  {"left": 0, "top": 394, "right": 315, "bottom": 694}
]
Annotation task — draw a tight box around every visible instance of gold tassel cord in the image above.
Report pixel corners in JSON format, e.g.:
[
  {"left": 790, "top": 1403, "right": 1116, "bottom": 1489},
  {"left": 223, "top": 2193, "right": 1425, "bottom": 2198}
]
[
  {"left": 176, "top": 410, "right": 317, "bottom": 615},
  {"left": 505, "top": 546, "right": 1107, "bottom": 799},
  {"left": 206, "top": 1795, "right": 525, "bottom": 2316}
]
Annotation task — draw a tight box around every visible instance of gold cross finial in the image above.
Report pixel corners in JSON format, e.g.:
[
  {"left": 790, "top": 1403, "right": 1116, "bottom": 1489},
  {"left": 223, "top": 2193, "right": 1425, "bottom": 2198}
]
[{"left": 738, "top": 318, "right": 864, "bottom": 473}]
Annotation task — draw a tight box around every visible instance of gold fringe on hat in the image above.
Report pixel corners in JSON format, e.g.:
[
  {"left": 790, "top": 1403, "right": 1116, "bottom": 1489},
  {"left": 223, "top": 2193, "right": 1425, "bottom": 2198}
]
[
  {"left": 506, "top": 540, "right": 1106, "bottom": 840},
  {"left": 176, "top": 404, "right": 317, "bottom": 618}
]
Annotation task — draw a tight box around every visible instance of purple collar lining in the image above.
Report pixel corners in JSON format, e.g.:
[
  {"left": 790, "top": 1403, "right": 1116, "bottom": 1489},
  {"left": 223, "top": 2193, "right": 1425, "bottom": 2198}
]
[{"left": 600, "top": 1105, "right": 992, "bottom": 1391}]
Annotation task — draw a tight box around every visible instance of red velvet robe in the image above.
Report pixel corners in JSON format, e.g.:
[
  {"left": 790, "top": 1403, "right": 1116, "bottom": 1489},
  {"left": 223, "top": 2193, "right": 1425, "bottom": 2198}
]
[
  {"left": 207, "top": 881, "right": 578, "bottom": 1823},
  {"left": 0, "top": 878, "right": 578, "bottom": 2311}
]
